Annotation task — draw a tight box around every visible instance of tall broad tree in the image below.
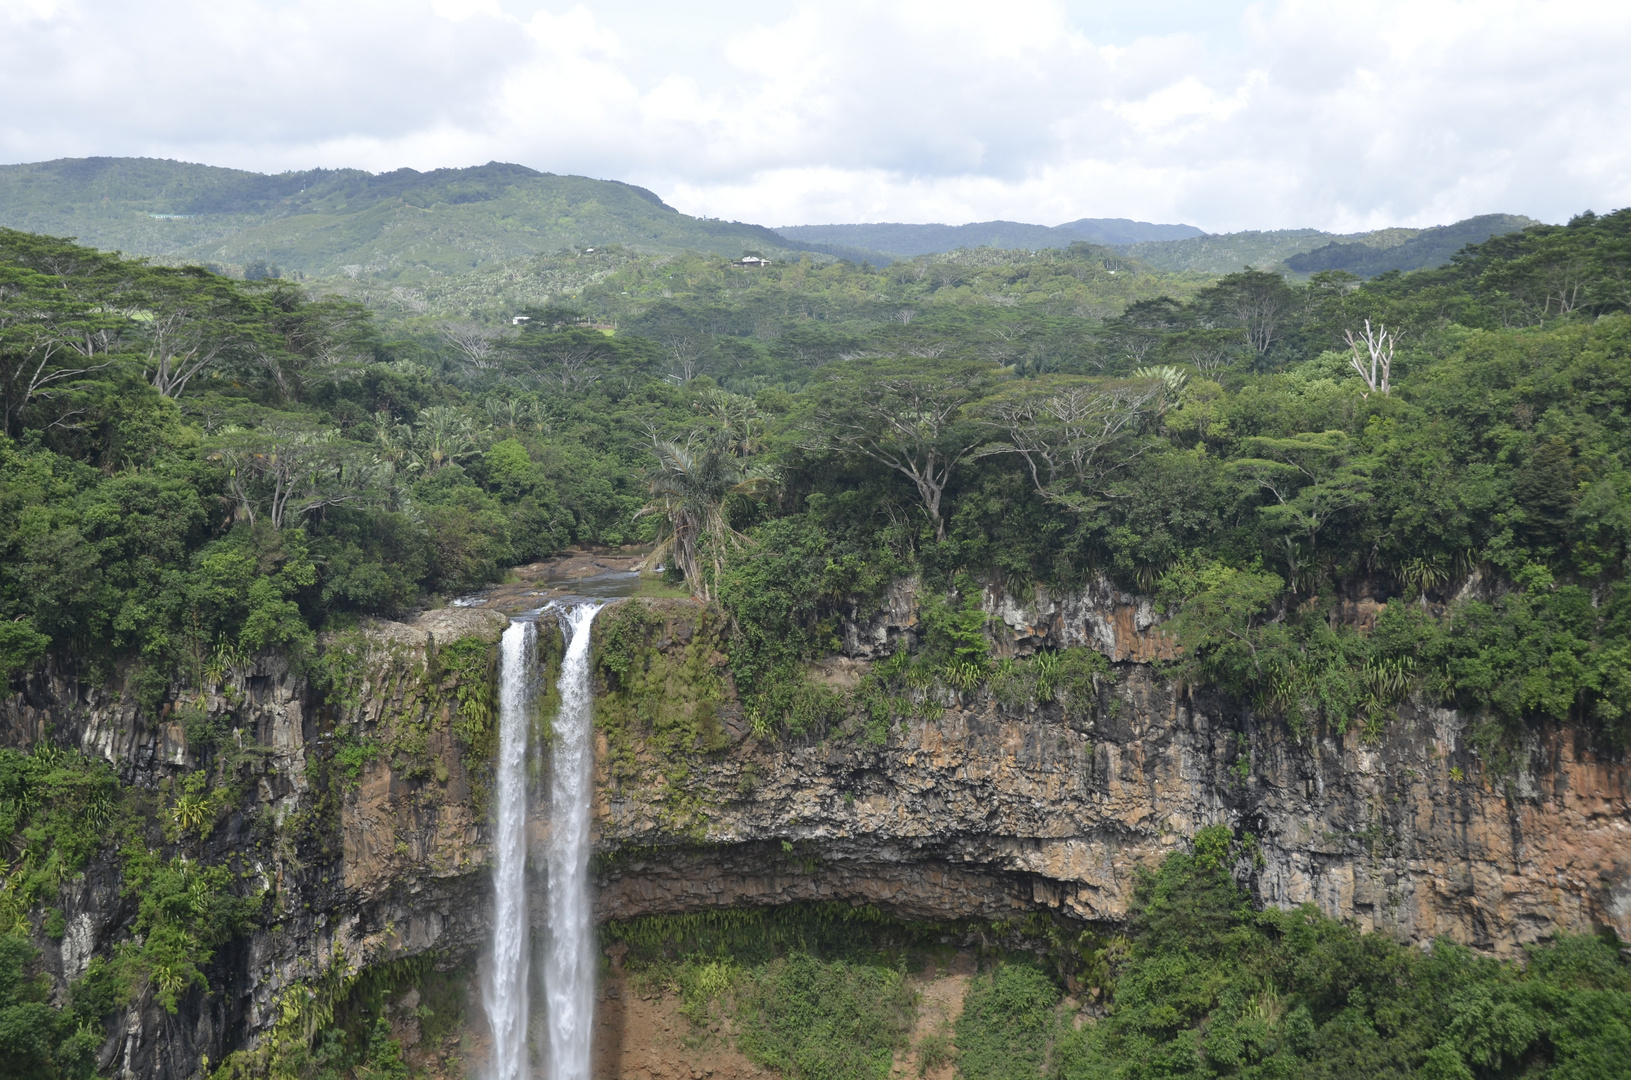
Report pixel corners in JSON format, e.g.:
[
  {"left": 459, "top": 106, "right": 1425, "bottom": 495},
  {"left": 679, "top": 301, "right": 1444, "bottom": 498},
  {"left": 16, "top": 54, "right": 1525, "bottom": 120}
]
[
  {"left": 136, "top": 266, "right": 259, "bottom": 398},
  {"left": 251, "top": 284, "right": 377, "bottom": 402},
  {"left": 1199, "top": 269, "right": 1297, "bottom": 364},
  {"left": 0, "top": 265, "right": 124, "bottom": 436},
  {"left": 799, "top": 356, "right": 993, "bottom": 541},
  {"left": 211, "top": 419, "right": 380, "bottom": 530},
  {"left": 977, "top": 375, "right": 1163, "bottom": 512}
]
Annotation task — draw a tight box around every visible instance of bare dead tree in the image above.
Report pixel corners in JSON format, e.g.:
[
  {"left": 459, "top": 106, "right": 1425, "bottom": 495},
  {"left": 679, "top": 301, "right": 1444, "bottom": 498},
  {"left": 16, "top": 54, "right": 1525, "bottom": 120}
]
[{"left": 1343, "top": 319, "right": 1397, "bottom": 398}]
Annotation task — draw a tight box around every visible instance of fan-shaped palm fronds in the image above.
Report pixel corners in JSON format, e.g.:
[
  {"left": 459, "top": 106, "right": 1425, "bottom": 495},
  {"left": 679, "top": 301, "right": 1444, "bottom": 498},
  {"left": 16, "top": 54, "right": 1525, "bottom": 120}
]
[
  {"left": 405, "top": 405, "right": 482, "bottom": 473},
  {"left": 638, "top": 430, "right": 770, "bottom": 600}
]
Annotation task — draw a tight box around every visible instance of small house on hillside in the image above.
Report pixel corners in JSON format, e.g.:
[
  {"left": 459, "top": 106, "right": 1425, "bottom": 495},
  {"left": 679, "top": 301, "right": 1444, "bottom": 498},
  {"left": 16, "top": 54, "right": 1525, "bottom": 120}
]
[{"left": 734, "top": 255, "right": 770, "bottom": 267}]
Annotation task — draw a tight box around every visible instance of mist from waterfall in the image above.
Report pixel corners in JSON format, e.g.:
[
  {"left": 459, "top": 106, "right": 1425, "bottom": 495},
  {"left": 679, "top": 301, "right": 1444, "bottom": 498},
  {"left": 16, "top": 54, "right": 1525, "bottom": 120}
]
[
  {"left": 484, "top": 618, "right": 536, "bottom": 1080},
  {"left": 543, "top": 603, "right": 602, "bottom": 1080}
]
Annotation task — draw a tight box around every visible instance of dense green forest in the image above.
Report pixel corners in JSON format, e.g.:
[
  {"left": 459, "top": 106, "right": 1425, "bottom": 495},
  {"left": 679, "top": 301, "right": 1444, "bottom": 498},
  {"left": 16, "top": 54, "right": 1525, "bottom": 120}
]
[
  {"left": 7, "top": 210, "right": 1631, "bottom": 748},
  {"left": 3, "top": 205, "right": 1631, "bottom": 1077}
]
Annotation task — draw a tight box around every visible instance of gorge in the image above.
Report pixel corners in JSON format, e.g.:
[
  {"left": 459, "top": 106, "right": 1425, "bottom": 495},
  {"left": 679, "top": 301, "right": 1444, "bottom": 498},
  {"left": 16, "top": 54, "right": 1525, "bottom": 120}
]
[{"left": 1, "top": 575, "right": 1626, "bottom": 1078}]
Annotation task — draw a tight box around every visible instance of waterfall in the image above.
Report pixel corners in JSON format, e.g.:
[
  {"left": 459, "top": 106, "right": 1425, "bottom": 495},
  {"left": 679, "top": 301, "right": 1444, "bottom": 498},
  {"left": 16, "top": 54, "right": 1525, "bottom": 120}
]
[
  {"left": 481, "top": 603, "right": 603, "bottom": 1080},
  {"left": 484, "top": 618, "right": 536, "bottom": 1080},
  {"left": 543, "top": 602, "right": 603, "bottom": 1080}
]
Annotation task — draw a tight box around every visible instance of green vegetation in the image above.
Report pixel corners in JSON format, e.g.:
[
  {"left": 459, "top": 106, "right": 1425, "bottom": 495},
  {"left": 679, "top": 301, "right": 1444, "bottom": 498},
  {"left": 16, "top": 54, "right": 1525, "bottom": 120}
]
[
  {"left": 951, "top": 827, "right": 1631, "bottom": 1080},
  {"left": 605, "top": 840, "right": 1631, "bottom": 1080},
  {"left": 606, "top": 904, "right": 966, "bottom": 1080},
  {"left": 0, "top": 932, "right": 107, "bottom": 1080},
  {"left": 736, "top": 955, "right": 916, "bottom": 1080},
  {"left": 2, "top": 189, "right": 1631, "bottom": 1075},
  {"left": 1285, "top": 215, "right": 1539, "bottom": 278},
  {"left": 6, "top": 208, "right": 1631, "bottom": 758},
  {"left": 1, "top": 159, "right": 1528, "bottom": 293},
  {"left": 0, "top": 747, "right": 120, "bottom": 927},
  {"left": 777, "top": 219, "right": 1207, "bottom": 260},
  {"left": 0, "top": 743, "right": 263, "bottom": 1035}
]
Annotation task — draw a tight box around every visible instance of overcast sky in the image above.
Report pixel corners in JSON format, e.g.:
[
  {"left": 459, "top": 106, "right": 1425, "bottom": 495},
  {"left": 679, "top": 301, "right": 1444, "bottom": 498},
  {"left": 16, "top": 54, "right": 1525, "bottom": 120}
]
[{"left": 1, "top": 0, "right": 1626, "bottom": 232}]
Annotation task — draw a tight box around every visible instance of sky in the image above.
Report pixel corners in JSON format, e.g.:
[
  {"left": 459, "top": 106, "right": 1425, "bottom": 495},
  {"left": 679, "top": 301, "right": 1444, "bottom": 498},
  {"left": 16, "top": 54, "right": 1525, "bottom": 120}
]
[{"left": 1, "top": 0, "right": 1627, "bottom": 233}]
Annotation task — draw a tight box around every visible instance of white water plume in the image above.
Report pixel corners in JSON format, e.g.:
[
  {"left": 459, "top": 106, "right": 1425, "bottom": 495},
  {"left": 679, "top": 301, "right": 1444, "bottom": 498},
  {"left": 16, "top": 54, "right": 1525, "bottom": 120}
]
[
  {"left": 543, "top": 602, "right": 602, "bottom": 1080},
  {"left": 484, "top": 618, "right": 536, "bottom": 1080}
]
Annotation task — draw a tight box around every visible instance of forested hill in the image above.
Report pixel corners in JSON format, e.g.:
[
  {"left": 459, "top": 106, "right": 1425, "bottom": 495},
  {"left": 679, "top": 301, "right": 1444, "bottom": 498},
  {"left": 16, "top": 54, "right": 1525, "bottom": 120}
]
[
  {"left": 0, "top": 157, "right": 807, "bottom": 278},
  {"left": 1125, "top": 213, "right": 1539, "bottom": 276},
  {"left": 776, "top": 215, "right": 1539, "bottom": 277},
  {"left": 2, "top": 156, "right": 1537, "bottom": 290}
]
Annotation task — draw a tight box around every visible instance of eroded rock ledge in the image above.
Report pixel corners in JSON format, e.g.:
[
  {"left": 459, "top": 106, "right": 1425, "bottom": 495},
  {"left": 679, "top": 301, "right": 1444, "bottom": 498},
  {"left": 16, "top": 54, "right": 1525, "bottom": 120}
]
[{"left": 591, "top": 605, "right": 1631, "bottom": 953}]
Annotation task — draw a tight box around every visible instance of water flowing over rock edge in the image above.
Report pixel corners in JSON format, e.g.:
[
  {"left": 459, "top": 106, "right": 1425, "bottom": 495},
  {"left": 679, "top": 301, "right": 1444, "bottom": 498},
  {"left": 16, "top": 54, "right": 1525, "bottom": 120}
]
[{"left": 484, "top": 618, "right": 536, "bottom": 1080}]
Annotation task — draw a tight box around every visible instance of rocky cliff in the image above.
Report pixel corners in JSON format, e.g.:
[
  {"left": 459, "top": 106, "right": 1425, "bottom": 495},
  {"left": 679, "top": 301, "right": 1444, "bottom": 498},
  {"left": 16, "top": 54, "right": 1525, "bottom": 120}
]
[{"left": 2, "top": 581, "right": 1627, "bottom": 1077}]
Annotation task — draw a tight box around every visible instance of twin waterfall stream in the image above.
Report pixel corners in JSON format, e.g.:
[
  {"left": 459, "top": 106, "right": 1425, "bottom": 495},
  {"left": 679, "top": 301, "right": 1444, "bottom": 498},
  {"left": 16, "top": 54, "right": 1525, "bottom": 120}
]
[{"left": 483, "top": 603, "right": 603, "bottom": 1080}]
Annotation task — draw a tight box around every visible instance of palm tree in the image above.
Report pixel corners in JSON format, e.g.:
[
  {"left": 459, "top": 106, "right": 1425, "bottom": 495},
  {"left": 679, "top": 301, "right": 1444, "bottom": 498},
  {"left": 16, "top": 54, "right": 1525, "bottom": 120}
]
[
  {"left": 697, "top": 387, "right": 765, "bottom": 457},
  {"left": 639, "top": 430, "right": 768, "bottom": 600},
  {"left": 406, "top": 406, "right": 481, "bottom": 473}
]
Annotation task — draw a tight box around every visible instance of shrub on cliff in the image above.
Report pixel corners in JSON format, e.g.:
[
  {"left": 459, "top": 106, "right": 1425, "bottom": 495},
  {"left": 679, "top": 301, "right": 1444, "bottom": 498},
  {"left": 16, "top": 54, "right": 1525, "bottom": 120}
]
[{"left": 0, "top": 933, "right": 103, "bottom": 1080}]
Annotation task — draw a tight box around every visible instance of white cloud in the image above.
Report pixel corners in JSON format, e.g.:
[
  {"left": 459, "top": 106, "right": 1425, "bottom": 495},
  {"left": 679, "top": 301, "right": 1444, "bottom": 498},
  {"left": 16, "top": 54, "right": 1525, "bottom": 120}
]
[{"left": 0, "top": 0, "right": 1627, "bottom": 231}]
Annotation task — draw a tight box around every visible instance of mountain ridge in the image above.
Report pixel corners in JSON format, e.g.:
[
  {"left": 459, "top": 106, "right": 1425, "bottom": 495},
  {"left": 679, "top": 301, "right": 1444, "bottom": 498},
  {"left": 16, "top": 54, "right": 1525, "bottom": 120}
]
[
  {"left": 0, "top": 157, "right": 800, "bottom": 278},
  {"left": 0, "top": 156, "right": 1540, "bottom": 284},
  {"left": 772, "top": 217, "right": 1204, "bottom": 257}
]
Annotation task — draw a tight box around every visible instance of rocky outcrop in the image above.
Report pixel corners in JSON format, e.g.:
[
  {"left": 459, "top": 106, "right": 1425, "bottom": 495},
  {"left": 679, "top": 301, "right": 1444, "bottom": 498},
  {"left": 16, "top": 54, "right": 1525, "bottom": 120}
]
[
  {"left": 2, "top": 591, "right": 1628, "bottom": 1077},
  {"left": 842, "top": 575, "right": 1177, "bottom": 662}
]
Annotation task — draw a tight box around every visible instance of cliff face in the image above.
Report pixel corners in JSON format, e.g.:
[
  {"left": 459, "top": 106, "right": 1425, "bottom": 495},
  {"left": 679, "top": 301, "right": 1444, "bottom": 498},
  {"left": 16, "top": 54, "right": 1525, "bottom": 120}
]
[
  {"left": 2, "top": 585, "right": 1628, "bottom": 1076},
  {"left": 1, "top": 607, "right": 512, "bottom": 1079},
  {"left": 592, "top": 591, "right": 1631, "bottom": 954}
]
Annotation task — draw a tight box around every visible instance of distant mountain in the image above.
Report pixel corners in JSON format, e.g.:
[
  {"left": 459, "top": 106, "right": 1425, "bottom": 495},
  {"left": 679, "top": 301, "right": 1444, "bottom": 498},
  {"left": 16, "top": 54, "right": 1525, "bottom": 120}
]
[
  {"left": 0, "top": 157, "right": 810, "bottom": 279},
  {"left": 0, "top": 158, "right": 1540, "bottom": 287},
  {"left": 774, "top": 217, "right": 1205, "bottom": 258},
  {"left": 1056, "top": 218, "right": 1206, "bottom": 245},
  {"left": 1124, "top": 229, "right": 1353, "bottom": 274},
  {"left": 1125, "top": 215, "right": 1538, "bottom": 276},
  {"left": 1284, "top": 214, "right": 1539, "bottom": 277},
  {"left": 774, "top": 220, "right": 1090, "bottom": 258}
]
